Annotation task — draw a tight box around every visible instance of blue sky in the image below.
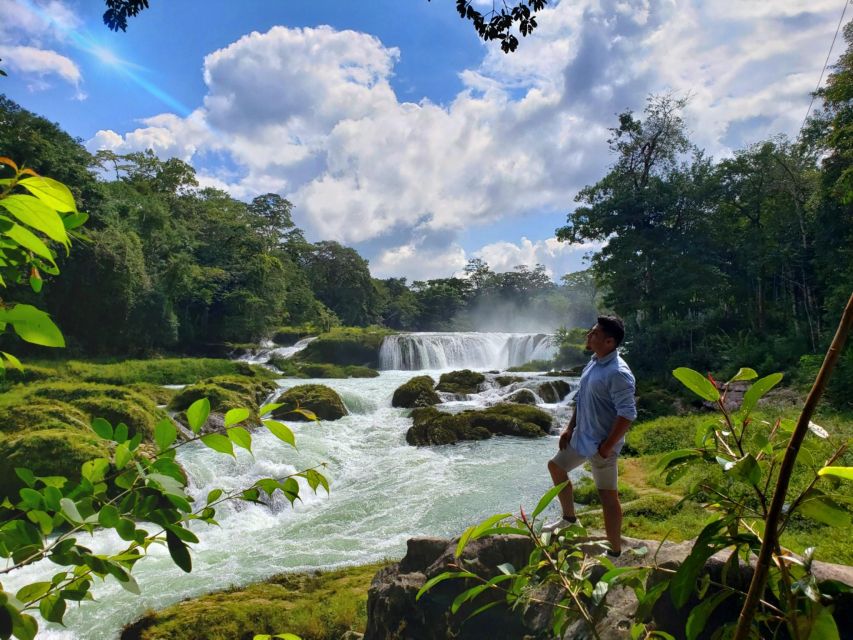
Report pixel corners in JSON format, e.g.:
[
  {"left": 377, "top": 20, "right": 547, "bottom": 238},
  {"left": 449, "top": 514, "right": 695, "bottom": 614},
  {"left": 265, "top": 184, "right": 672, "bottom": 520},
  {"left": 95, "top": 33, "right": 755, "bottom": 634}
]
[{"left": 0, "top": 0, "right": 847, "bottom": 281}]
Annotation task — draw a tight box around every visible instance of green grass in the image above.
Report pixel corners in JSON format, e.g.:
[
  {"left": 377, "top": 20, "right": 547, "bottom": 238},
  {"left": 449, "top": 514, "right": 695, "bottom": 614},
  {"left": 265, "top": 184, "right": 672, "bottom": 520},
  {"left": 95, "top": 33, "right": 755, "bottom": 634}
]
[
  {"left": 121, "top": 562, "right": 390, "bottom": 640},
  {"left": 64, "top": 358, "right": 273, "bottom": 385},
  {"left": 295, "top": 326, "right": 396, "bottom": 367}
]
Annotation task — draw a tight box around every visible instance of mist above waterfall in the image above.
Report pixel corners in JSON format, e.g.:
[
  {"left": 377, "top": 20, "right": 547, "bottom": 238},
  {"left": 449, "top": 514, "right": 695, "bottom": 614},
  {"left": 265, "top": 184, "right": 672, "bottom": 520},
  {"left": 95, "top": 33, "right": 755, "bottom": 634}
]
[{"left": 460, "top": 297, "right": 594, "bottom": 334}]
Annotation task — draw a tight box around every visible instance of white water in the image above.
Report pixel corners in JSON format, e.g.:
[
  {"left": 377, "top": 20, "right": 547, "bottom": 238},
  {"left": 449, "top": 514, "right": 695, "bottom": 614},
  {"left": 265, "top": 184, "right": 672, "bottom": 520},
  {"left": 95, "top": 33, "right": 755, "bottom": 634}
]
[
  {"left": 6, "top": 367, "right": 580, "bottom": 639},
  {"left": 379, "top": 332, "right": 556, "bottom": 370},
  {"left": 237, "top": 336, "right": 317, "bottom": 364}
]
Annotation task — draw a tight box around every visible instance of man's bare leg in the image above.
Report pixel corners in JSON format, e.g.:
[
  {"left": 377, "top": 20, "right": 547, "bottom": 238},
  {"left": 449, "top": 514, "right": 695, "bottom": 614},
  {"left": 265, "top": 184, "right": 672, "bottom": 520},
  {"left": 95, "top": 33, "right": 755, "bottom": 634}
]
[
  {"left": 598, "top": 489, "right": 622, "bottom": 554},
  {"left": 547, "top": 460, "right": 575, "bottom": 519}
]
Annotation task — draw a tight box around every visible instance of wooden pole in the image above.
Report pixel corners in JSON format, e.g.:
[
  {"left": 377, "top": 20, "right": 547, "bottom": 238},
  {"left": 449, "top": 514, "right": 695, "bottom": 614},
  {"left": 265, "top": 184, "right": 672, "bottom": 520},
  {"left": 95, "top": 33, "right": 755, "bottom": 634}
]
[{"left": 733, "top": 291, "right": 853, "bottom": 640}]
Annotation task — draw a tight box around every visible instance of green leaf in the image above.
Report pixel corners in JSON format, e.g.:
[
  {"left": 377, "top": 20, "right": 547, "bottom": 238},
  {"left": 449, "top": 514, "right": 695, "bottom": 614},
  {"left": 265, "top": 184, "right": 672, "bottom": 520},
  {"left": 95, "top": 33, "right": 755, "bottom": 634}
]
[
  {"left": 17, "top": 176, "right": 77, "bottom": 213},
  {"left": 671, "top": 520, "right": 726, "bottom": 608},
  {"left": 29, "top": 273, "right": 43, "bottom": 293},
  {"left": 2, "top": 222, "right": 55, "bottom": 263},
  {"left": 0, "top": 304, "right": 64, "bottom": 347},
  {"left": 263, "top": 419, "right": 296, "bottom": 448},
  {"left": 798, "top": 492, "right": 850, "bottom": 527},
  {"left": 206, "top": 488, "right": 223, "bottom": 505},
  {"left": 686, "top": 590, "right": 732, "bottom": 640},
  {"left": 0, "top": 194, "right": 68, "bottom": 245},
  {"left": 227, "top": 426, "right": 252, "bottom": 452},
  {"left": 62, "top": 211, "right": 88, "bottom": 230},
  {"left": 258, "top": 402, "right": 281, "bottom": 416},
  {"left": 415, "top": 570, "right": 477, "bottom": 600},
  {"left": 115, "top": 572, "right": 141, "bottom": 595},
  {"left": 38, "top": 594, "right": 65, "bottom": 624},
  {"left": 114, "top": 443, "right": 131, "bottom": 469},
  {"left": 90, "top": 417, "right": 113, "bottom": 440},
  {"left": 728, "top": 367, "right": 758, "bottom": 383},
  {"left": 818, "top": 466, "right": 853, "bottom": 482},
  {"left": 532, "top": 480, "right": 568, "bottom": 520},
  {"left": 59, "top": 498, "right": 82, "bottom": 523},
  {"left": 673, "top": 367, "right": 720, "bottom": 402},
  {"left": 166, "top": 530, "right": 192, "bottom": 572},
  {"left": 224, "top": 408, "right": 250, "bottom": 427},
  {"left": 728, "top": 454, "right": 761, "bottom": 486},
  {"left": 186, "top": 398, "right": 210, "bottom": 434},
  {"left": 0, "top": 351, "right": 22, "bottom": 371},
  {"left": 655, "top": 448, "right": 701, "bottom": 471},
  {"left": 115, "top": 518, "right": 135, "bottom": 541},
  {"left": 807, "top": 604, "right": 841, "bottom": 640},
  {"left": 740, "top": 372, "right": 783, "bottom": 417},
  {"left": 10, "top": 609, "right": 37, "bottom": 640},
  {"left": 15, "top": 582, "right": 51, "bottom": 604},
  {"left": 154, "top": 419, "right": 178, "bottom": 452},
  {"left": 113, "top": 422, "right": 128, "bottom": 444},
  {"left": 201, "top": 433, "right": 234, "bottom": 457},
  {"left": 98, "top": 504, "right": 120, "bottom": 528}
]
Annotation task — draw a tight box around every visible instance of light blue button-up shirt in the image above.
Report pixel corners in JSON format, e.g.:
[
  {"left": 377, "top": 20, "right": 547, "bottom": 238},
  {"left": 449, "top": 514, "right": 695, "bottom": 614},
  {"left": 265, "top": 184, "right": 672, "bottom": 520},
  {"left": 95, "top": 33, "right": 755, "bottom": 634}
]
[{"left": 569, "top": 350, "right": 637, "bottom": 457}]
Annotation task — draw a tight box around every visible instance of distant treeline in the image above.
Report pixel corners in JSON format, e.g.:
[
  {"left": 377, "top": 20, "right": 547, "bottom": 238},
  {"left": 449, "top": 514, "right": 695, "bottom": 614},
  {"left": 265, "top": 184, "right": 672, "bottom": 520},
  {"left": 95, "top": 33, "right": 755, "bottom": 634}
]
[
  {"left": 556, "top": 23, "right": 853, "bottom": 401},
  {"left": 0, "top": 95, "right": 597, "bottom": 356}
]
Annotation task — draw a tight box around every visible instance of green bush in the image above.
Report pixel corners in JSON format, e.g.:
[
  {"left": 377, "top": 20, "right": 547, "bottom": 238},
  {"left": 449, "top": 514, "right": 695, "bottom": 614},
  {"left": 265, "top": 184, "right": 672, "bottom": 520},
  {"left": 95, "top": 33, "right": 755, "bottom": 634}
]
[
  {"left": 435, "top": 369, "right": 485, "bottom": 394},
  {"left": 272, "top": 384, "right": 348, "bottom": 421},
  {"left": 121, "top": 562, "right": 389, "bottom": 640},
  {"left": 623, "top": 414, "right": 705, "bottom": 456},
  {"left": 0, "top": 429, "right": 109, "bottom": 499},
  {"left": 392, "top": 376, "right": 440, "bottom": 408}
]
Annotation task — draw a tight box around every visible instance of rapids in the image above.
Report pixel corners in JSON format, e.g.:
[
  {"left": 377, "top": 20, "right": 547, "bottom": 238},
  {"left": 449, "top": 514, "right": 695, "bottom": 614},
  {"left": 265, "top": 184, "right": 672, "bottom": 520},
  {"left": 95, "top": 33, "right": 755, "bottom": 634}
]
[{"left": 7, "top": 353, "right": 581, "bottom": 639}]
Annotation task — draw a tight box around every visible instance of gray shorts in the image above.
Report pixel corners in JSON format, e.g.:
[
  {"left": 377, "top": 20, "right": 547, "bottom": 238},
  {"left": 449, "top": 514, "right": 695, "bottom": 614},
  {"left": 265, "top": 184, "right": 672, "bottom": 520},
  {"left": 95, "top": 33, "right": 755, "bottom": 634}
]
[{"left": 550, "top": 444, "right": 619, "bottom": 490}]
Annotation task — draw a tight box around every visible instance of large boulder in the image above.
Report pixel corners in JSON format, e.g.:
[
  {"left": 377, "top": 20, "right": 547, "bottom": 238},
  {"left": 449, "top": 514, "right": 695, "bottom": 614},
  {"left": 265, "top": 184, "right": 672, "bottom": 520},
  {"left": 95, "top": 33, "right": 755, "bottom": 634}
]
[
  {"left": 295, "top": 328, "right": 393, "bottom": 367},
  {"left": 435, "top": 369, "right": 486, "bottom": 395},
  {"left": 365, "top": 535, "right": 853, "bottom": 640},
  {"left": 272, "top": 384, "right": 348, "bottom": 421},
  {"left": 392, "top": 376, "right": 441, "bottom": 408},
  {"left": 506, "top": 388, "right": 538, "bottom": 404},
  {"left": 406, "top": 404, "right": 551, "bottom": 446},
  {"left": 537, "top": 379, "right": 571, "bottom": 403}
]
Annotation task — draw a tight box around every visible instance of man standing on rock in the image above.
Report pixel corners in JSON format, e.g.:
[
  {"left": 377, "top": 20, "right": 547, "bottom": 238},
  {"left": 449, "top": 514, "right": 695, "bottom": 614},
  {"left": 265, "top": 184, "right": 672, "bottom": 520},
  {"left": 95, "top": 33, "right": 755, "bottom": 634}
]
[{"left": 543, "top": 315, "right": 636, "bottom": 557}]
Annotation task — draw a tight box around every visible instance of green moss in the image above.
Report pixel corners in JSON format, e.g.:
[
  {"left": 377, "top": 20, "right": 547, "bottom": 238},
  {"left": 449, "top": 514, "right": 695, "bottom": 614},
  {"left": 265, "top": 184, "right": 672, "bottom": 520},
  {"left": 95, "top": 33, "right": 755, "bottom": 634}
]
[
  {"left": 168, "top": 384, "right": 246, "bottom": 414},
  {"left": 435, "top": 369, "right": 486, "bottom": 394},
  {"left": 623, "top": 413, "right": 709, "bottom": 456},
  {"left": 295, "top": 327, "right": 395, "bottom": 367},
  {"left": 298, "top": 363, "right": 380, "bottom": 379},
  {"left": 406, "top": 404, "right": 551, "bottom": 446},
  {"left": 495, "top": 375, "right": 524, "bottom": 387},
  {"left": 392, "top": 376, "right": 440, "bottom": 408},
  {"left": 0, "top": 429, "right": 109, "bottom": 499},
  {"left": 272, "top": 385, "right": 348, "bottom": 421},
  {"left": 272, "top": 326, "right": 315, "bottom": 346},
  {"left": 0, "top": 401, "right": 90, "bottom": 435},
  {"left": 267, "top": 356, "right": 303, "bottom": 376},
  {"left": 63, "top": 358, "right": 272, "bottom": 386},
  {"left": 121, "top": 562, "right": 389, "bottom": 640},
  {"left": 127, "top": 383, "right": 178, "bottom": 406},
  {"left": 0, "top": 364, "right": 62, "bottom": 384},
  {"left": 506, "top": 360, "right": 554, "bottom": 372}
]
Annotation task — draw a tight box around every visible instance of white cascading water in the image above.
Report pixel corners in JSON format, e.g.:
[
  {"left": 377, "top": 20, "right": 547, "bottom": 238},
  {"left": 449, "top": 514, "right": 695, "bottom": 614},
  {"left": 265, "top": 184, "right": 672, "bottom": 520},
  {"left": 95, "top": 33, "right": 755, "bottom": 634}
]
[
  {"left": 237, "top": 336, "right": 317, "bottom": 364},
  {"left": 6, "top": 340, "right": 578, "bottom": 639},
  {"left": 379, "top": 332, "right": 556, "bottom": 370}
]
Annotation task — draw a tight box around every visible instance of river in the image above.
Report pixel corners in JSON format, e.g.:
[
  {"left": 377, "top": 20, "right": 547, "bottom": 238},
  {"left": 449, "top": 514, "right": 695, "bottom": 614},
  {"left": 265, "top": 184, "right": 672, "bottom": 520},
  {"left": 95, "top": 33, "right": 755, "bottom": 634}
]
[{"left": 5, "top": 333, "right": 583, "bottom": 639}]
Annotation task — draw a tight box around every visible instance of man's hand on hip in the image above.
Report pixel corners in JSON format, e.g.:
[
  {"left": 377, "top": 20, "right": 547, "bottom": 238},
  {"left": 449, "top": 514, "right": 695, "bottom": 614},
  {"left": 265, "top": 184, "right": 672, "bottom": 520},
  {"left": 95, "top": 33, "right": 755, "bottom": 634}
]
[
  {"left": 597, "top": 442, "right": 614, "bottom": 458},
  {"left": 559, "top": 430, "right": 572, "bottom": 450}
]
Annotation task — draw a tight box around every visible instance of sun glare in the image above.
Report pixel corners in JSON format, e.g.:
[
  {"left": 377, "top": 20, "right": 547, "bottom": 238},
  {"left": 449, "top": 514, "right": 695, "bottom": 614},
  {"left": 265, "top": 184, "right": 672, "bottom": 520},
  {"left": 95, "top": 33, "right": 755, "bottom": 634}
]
[{"left": 91, "top": 45, "right": 122, "bottom": 67}]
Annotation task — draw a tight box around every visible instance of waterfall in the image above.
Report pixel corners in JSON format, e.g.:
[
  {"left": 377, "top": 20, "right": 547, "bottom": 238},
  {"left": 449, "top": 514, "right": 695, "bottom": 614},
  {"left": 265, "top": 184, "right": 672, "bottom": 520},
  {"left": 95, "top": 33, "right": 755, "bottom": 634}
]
[
  {"left": 379, "top": 332, "right": 556, "bottom": 370},
  {"left": 237, "top": 337, "right": 317, "bottom": 363}
]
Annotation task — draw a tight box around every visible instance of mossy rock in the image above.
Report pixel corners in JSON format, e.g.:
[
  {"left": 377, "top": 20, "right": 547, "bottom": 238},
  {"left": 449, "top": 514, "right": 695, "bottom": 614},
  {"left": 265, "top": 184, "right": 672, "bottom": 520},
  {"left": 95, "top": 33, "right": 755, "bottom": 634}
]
[
  {"left": 272, "top": 384, "right": 347, "bottom": 421},
  {"left": 435, "top": 369, "right": 486, "bottom": 394},
  {"left": 392, "top": 376, "right": 440, "bottom": 408},
  {"left": 70, "top": 396, "right": 162, "bottom": 441},
  {"left": 537, "top": 380, "right": 571, "bottom": 403},
  {"left": 272, "top": 327, "right": 314, "bottom": 346},
  {"left": 127, "top": 383, "right": 178, "bottom": 406},
  {"left": 506, "top": 388, "right": 538, "bottom": 405},
  {"left": 120, "top": 562, "right": 389, "bottom": 640},
  {"left": 299, "top": 363, "right": 380, "bottom": 379},
  {"left": 507, "top": 360, "right": 553, "bottom": 372},
  {"left": 1, "top": 364, "right": 62, "bottom": 384},
  {"left": 495, "top": 375, "right": 524, "bottom": 387},
  {"left": 267, "top": 355, "right": 302, "bottom": 376},
  {"left": 168, "top": 384, "right": 247, "bottom": 414},
  {"left": 0, "top": 429, "right": 109, "bottom": 499},
  {"left": 0, "top": 401, "right": 90, "bottom": 435},
  {"left": 296, "top": 328, "right": 394, "bottom": 367},
  {"left": 406, "top": 403, "right": 551, "bottom": 446},
  {"left": 201, "top": 376, "right": 277, "bottom": 405}
]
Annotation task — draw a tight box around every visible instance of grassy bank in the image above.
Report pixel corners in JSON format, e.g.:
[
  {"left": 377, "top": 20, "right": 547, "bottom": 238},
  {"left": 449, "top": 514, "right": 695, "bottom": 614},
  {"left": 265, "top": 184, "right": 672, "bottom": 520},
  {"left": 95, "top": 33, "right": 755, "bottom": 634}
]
[{"left": 121, "top": 562, "right": 389, "bottom": 640}]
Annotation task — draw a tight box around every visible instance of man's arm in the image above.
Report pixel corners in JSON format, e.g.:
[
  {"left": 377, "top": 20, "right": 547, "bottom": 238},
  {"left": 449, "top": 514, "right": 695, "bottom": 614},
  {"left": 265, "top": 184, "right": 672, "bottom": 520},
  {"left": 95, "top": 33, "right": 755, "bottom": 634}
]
[
  {"left": 558, "top": 408, "right": 577, "bottom": 450},
  {"left": 597, "top": 416, "right": 632, "bottom": 458}
]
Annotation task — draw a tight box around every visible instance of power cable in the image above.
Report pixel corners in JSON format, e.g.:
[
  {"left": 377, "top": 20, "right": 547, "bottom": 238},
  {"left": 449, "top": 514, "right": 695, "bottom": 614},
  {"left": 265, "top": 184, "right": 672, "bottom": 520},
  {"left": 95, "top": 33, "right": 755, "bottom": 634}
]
[{"left": 799, "top": 0, "right": 851, "bottom": 136}]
